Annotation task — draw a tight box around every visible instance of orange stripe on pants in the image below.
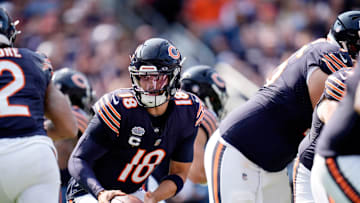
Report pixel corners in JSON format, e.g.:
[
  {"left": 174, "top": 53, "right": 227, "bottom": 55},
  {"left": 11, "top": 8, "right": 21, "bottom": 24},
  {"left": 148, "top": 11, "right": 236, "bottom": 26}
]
[
  {"left": 212, "top": 142, "right": 224, "bottom": 203},
  {"left": 326, "top": 157, "right": 360, "bottom": 203}
]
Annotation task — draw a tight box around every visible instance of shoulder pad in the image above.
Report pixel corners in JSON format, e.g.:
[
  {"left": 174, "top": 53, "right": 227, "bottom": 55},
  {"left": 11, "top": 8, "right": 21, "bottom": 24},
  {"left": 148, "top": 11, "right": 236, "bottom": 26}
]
[
  {"left": 173, "top": 91, "right": 204, "bottom": 127},
  {"left": 27, "top": 51, "right": 53, "bottom": 81},
  {"left": 319, "top": 50, "right": 353, "bottom": 75},
  {"left": 93, "top": 92, "right": 122, "bottom": 134},
  {"left": 324, "top": 68, "right": 353, "bottom": 101}
]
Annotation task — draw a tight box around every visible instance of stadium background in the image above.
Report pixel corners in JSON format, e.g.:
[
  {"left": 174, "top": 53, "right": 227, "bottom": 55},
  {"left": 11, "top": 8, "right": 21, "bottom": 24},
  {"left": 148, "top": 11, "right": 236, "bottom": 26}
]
[{"left": 3, "top": 0, "right": 359, "bottom": 113}]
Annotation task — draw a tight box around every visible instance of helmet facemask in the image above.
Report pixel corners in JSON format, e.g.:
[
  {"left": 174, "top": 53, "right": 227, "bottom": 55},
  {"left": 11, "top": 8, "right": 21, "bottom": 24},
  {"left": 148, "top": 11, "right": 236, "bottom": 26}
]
[
  {"left": 129, "top": 64, "right": 180, "bottom": 108},
  {"left": 0, "top": 8, "right": 21, "bottom": 47},
  {"left": 344, "top": 35, "right": 360, "bottom": 59}
]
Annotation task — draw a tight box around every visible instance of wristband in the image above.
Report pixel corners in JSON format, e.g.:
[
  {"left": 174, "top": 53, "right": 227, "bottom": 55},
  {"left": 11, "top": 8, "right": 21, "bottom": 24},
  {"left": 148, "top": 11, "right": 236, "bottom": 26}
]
[{"left": 160, "top": 174, "right": 184, "bottom": 195}]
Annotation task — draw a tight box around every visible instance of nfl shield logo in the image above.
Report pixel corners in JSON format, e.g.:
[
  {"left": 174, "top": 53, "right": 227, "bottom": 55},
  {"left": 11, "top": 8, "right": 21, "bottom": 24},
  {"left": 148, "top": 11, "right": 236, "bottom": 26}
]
[{"left": 131, "top": 126, "right": 145, "bottom": 136}]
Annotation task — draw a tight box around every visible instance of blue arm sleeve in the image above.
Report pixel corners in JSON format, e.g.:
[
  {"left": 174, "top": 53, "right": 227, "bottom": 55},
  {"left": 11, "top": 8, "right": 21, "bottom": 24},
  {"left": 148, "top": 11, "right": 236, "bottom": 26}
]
[
  {"left": 171, "top": 126, "right": 198, "bottom": 162},
  {"left": 68, "top": 115, "right": 111, "bottom": 197}
]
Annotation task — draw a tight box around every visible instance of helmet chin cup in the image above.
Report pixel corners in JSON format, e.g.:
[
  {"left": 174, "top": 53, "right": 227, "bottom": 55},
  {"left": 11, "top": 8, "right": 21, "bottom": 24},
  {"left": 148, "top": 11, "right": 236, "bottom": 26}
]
[{"left": 137, "top": 91, "right": 168, "bottom": 108}]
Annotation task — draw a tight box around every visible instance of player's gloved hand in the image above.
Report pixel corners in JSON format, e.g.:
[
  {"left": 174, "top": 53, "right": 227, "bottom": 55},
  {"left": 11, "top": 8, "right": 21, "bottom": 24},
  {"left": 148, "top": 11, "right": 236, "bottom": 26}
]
[
  {"left": 144, "top": 191, "right": 157, "bottom": 203},
  {"left": 98, "top": 190, "right": 126, "bottom": 203}
]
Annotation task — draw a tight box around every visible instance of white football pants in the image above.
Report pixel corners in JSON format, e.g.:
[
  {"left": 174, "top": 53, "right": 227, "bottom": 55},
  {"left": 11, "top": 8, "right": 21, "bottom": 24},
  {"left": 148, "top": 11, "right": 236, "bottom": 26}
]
[
  {"left": 204, "top": 130, "right": 291, "bottom": 203},
  {"left": 0, "top": 135, "right": 60, "bottom": 203}
]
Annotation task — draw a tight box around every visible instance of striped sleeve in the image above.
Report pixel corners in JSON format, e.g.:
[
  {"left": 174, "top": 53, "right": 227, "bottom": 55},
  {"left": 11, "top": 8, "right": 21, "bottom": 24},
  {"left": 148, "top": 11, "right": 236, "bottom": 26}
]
[
  {"left": 319, "top": 50, "right": 353, "bottom": 74},
  {"left": 195, "top": 100, "right": 205, "bottom": 127},
  {"left": 324, "top": 68, "right": 352, "bottom": 101},
  {"left": 93, "top": 94, "right": 121, "bottom": 135},
  {"left": 71, "top": 106, "right": 90, "bottom": 136},
  {"left": 200, "top": 109, "right": 218, "bottom": 139}
]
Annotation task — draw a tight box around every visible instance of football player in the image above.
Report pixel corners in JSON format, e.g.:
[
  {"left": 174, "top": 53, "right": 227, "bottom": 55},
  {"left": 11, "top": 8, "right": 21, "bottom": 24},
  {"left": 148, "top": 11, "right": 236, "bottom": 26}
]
[
  {"left": 51, "top": 68, "right": 95, "bottom": 203},
  {"left": 0, "top": 8, "right": 77, "bottom": 203},
  {"left": 147, "top": 65, "right": 228, "bottom": 202},
  {"left": 204, "top": 10, "right": 358, "bottom": 203},
  {"left": 66, "top": 38, "right": 204, "bottom": 203},
  {"left": 293, "top": 67, "right": 353, "bottom": 203},
  {"left": 311, "top": 61, "right": 360, "bottom": 203}
]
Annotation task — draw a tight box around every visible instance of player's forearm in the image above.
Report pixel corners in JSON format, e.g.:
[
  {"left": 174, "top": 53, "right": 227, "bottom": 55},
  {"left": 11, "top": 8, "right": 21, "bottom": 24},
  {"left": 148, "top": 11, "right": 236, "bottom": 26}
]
[
  {"left": 152, "top": 179, "right": 178, "bottom": 201},
  {"left": 45, "top": 119, "right": 77, "bottom": 141},
  {"left": 45, "top": 83, "right": 77, "bottom": 140},
  {"left": 68, "top": 156, "right": 104, "bottom": 197}
]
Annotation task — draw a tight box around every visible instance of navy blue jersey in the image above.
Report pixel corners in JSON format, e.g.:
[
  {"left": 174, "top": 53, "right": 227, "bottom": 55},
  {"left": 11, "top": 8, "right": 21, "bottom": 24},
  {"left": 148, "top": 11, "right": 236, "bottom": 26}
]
[
  {"left": 221, "top": 39, "right": 352, "bottom": 172},
  {"left": 298, "top": 68, "right": 351, "bottom": 170},
  {"left": 317, "top": 64, "right": 360, "bottom": 157},
  {"left": 0, "top": 48, "right": 52, "bottom": 138},
  {"left": 151, "top": 107, "right": 218, "bottom": 182},
  {"left": 67, "top": 89, "right": 203, "bottom": 198}
]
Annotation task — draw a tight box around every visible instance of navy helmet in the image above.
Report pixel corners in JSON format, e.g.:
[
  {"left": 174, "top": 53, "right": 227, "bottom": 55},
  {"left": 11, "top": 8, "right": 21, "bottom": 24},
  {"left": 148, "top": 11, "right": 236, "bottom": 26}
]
[
  {"left": 129, "top": 38, "right": 183, "bottom": 107},
  {"left": 330, "top": 11, "right": 360, "bottom": 58},
  {"left": 181, "top": 65, "right": 228, "bottom": 119},
  {"left": 52, "top": 68, "right": 95, "bottom": 114},
  {"left": 0, "top": 8, "right": 20, "bottom": 47}
]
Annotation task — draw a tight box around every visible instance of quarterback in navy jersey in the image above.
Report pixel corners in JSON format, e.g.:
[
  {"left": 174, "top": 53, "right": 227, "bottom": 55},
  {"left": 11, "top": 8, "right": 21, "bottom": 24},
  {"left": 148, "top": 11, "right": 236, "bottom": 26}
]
[
  {"left": 204, "top": 11, "right": 358, "bottom": 203},
  {"left": 67, "top": 38, "right": 204, "bottom": 203},
  {"left": 293, "top": 68, "right": 352, "bottom": 203},
  {"left": 0, "top": 8, "right": 77, "bottom": 203},
  {"left": 311, "top": 61, "right": 360, "bottom": 203}
]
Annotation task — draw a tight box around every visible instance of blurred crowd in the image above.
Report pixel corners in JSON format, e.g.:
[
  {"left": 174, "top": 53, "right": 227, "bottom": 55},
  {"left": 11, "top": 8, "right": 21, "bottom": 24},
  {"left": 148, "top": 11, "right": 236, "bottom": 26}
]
[{"left": 4, "top": 0, "right": 360, "bottom": 102}]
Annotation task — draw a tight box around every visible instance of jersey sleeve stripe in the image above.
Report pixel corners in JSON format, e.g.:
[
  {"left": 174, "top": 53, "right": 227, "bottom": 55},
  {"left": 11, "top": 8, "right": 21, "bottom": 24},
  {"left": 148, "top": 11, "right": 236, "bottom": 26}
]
[
  {"left": 328, "top": 77, "right": 346, "bottom": 89},
  {"left": 104, "top": 96, "right": 121, "bottom": 120},
  {"left": 321, "top": 58, "right": 336, "bottom": 73},
  {"left": 77, "top": 121, "right": 87, "bottom": 134},
  {"left": 329, "top": 53, "right": 347, "bottom": 67},
  {"left": 195, "top": 110, "right": 205, "bottom": 126},
  {"left": 201, "top": 118, "right": 216, "bottom": 137},
  {"left": 204, "top": 110, "right": 218, "bottom": 130},
  {"left": 325, "top": 81, "right": 345, "bottom": 96},
  {"left": 74, "top": 115, "right": 88, "bottom": 130},
  {"left": 196, "top": 102, "right": 204, "bottom": 118},
  {"left": 95, "top": 103, "right": 119, "bottom": 134},
  {"left": 325, "top": 89, "right": 342, "bottom": 101},
  {"left": 72, "top": 111, "right": 89, "bottom": 125},
  {"left": 100, "top": 99, "right": 120, "bottom": 127},
  {"left": 323, "top": 55, "right": 341, "bottom": 71},
  {"left": 200, "top": 121, "right": 212, "bottom": 137},
  {"left": 326, "top": 157, "right": 360, "bottom": 202},
  {"left": 73, "top": 113, "right": 88, "bottom": 132}
]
